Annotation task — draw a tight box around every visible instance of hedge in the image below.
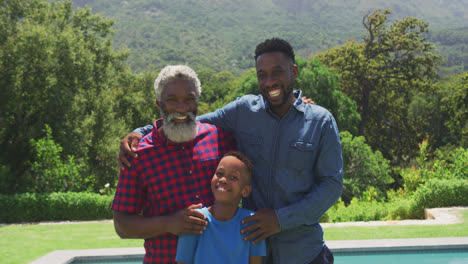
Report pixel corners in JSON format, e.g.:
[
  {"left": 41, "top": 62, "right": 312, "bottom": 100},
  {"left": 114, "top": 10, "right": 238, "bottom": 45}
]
[
  {"left": 0, "top": 192, "right": 113, "bottom": 223},
  {"left": 2, "top": 179, "right": 467, "bottom": 223},
  {"left": 323, "top": 179, "right": 468, "bottom": 223}
]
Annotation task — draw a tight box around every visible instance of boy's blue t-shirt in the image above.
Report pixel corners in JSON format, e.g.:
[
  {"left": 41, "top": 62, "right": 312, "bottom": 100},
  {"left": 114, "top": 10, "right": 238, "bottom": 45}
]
[{"left": 175, "top": 207, "right": 266, "bottom": 264}]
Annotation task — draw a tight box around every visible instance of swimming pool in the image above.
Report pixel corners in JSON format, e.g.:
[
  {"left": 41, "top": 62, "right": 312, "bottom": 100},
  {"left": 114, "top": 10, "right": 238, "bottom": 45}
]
[
  {"left": 66, "top": 250, "right": 468, "bottom": 264},
  {"left": 335, "top": 249, "right": 468, "bottom": 263},
  {"left": 330, "top": 237, "right": 468, "bottom": 264},
  {"left": 30, "top": 237, "right": 468, "bottom": 264},
  {"left": 69, "top": 255, "right": 142, "bottom": 264},
  {"left": 65, "top": 249, "right": 468, "bottom": 264}
]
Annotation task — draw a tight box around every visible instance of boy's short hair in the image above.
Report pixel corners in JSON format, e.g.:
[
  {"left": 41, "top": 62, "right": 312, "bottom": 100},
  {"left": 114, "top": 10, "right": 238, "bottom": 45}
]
[
  {"left": 223, "top": 151, "right": 254, "bottom": 182},
  {"left": 254, "top": 38, "right": 295, "bottom": 64}
]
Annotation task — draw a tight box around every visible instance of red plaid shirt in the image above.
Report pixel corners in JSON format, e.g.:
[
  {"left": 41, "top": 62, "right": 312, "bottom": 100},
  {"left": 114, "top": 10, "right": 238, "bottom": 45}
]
[{"left": 111, "top": 119, "right": 236, "bottom": 263}]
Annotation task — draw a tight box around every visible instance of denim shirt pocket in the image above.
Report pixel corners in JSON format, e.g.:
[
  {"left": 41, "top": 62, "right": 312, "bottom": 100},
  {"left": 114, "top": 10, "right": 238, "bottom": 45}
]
[{"left": 288, "top": 141, "right": 315, "bottom": 169}]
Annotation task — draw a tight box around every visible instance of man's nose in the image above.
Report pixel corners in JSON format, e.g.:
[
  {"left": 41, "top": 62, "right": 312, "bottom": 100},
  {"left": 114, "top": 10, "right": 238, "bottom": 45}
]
[
  {"left": 175, "top": 102, "right": 189, "bottom": 112},
  {"left": 265, "top": 74, "right": 277, "bottom": 88}
]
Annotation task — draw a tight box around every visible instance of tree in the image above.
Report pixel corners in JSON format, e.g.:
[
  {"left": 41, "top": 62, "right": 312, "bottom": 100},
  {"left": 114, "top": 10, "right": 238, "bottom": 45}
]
[
  {"left": 297, "top": 58, "right": 360, "bottom": 134},
  {"left": 439, "top": 73, "right": 468, "bottom": 146},
  {"left": 197, "top": 69, "right": 236, "bottom": 114},
  {"left": 0, "top": 0, "right": 134, "bottom": 192},
  {"left": 315, "top": 9, "right": 441, "bottom": 164},
  {"left": 340, "top": 131, "right": 392, "bottom": 204},
  {"left": 29, "top": 125, "right": 87, "bottom": 193}
]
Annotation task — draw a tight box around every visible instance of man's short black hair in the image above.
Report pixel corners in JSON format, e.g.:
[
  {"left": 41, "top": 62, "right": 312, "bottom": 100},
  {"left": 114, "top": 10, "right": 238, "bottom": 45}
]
[
  {"left": 254, "top": 38, "right": 295, "bottom": 64},
  {"left": 223, "top": 151, "right": 254, "bottom": 182}
]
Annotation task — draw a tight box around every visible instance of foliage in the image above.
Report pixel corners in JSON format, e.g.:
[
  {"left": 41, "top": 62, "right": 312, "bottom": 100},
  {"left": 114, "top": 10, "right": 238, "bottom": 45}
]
[
  {"left": 325, "top": 198, "right": 387, "bottom": 222},
  {"left": 0, "top": 192, "right": 113, "bottom": 223},
  {"left": 0, "top": 164, "right": 14, "bottom": 194},
  {"left": 439, "top": 73, "right": 468, "bottom": 146},
  {"left": 340, "top": 131, "right": 393, "bottom": 203},
  {"left": 400, "top": 141, "right": 468, "bottom": 195},
  {"left": 428, "top": 27, "right": 468, "bottom": 74},
  {"left": 315, "top": 9, "right": 441, "bottom": 165},
  {"left": 297, "top": 58, "right": 361, "bottom": 134},
  {"left": 412, "top": 179, "right": 468, "bottom": 214},
  {"left": 70, "top": 0, "right": 468, "bottom": 76},
  {"left": 197, "top": 69, "right": 236, "bottom": 114},
  {"left": 421, "top": 147, "right": 468, "bottom": 181},
  {"left": 28, "top": 125, "right": 88, "bottom": 193},
  {"left": 0, "top": 0, "right": 138, "bottom": 192}
]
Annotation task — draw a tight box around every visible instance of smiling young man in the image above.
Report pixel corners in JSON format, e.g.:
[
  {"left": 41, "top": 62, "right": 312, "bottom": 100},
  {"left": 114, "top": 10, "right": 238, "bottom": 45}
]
[
  {"left": 111, "top": 65, "right": 236, "bottom": 264},
  {"left": 119, "top": 38, "right": 343, "bottom": 264}
]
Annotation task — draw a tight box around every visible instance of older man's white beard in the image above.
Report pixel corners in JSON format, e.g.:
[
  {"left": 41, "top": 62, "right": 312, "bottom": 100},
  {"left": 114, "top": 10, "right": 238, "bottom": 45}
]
[{"left": 162, "top": 112, "right": 198, "bottom": 143}]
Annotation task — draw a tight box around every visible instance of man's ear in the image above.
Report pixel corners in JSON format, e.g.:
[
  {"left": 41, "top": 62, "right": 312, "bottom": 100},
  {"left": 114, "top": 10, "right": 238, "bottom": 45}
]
[
  {"left": 291, "top": 64, "right": 298, "bottom": 79},
  {"left": 242, "top": 185, "right": 252, "bottom": 198}
]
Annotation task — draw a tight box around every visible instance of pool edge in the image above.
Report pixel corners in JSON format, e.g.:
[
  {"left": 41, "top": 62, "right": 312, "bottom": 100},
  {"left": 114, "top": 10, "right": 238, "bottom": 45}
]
[{"left": 29, "top": 237, "right": 468, "bottom": 263}]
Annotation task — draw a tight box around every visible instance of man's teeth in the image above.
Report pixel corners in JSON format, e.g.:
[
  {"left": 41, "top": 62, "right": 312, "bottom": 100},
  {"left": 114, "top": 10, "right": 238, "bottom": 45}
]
[{"left": 269, "top": 89, "right": 280, "bottom": 97}]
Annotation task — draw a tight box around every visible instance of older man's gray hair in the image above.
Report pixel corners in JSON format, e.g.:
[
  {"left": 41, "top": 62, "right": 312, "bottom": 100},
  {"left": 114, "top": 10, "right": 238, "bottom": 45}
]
[{"left": 154, "top": 65, "right": 202, "bottom": 101}]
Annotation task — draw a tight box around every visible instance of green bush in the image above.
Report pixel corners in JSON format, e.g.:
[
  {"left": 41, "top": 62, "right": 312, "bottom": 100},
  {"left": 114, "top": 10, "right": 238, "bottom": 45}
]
[
  {"left": 340, "top": 131, "right": 393, "bottom": 203},
  {"left": 324, "top": 198, "right": 388, "bottom": 223},
  {"left": 0, "top": 164, "right": 15, "bottom": 194},
  {"left": 413, "top": 179, "right": 468, "bottom": 209},
  {"left": 28, "top": 125, "right": 91, "bottom": 193},
  {"left": 385, "top": 198, "right": 421, "bottom": 220},
  {"left": 0, "top": 192, "right": 113, "bottom": 223}
]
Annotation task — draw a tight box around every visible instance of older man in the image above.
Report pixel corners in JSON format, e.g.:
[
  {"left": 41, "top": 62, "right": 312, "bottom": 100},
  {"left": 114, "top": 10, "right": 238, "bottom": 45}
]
[{"left": 111, "top": 65, "right": 235, "bottom": 263}]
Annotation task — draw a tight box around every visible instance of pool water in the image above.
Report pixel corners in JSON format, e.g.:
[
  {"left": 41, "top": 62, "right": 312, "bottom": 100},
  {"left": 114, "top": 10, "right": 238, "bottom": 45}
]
[
  {"left": 68, "top": 250, "right": 468, "bottom": 264},
  {"left": 335, "top": 250, "right": 468, "bottom": 264},
  {"left": 70, "top": 256, "right": 142, "bottom": 264}
]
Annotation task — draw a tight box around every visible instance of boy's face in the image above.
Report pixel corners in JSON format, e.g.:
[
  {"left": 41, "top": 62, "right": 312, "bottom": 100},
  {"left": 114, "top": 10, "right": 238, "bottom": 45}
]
[{"left": 211, "top": 156, "right": 252, "bottom": 204}]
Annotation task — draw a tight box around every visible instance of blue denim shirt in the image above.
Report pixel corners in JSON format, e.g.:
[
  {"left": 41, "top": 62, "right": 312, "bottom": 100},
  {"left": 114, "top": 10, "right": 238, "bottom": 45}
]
[{"left": 136, "top": 90, "right": 343, "bottom": 264}]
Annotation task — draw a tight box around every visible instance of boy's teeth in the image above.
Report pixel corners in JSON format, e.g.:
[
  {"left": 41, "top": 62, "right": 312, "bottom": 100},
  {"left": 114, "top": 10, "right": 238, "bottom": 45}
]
[
  {"left": 175, "top": 116, "right": 187, "bottom": 119},
  {"left": 269, "top": 89, "right": 280, "bottom": 97}
]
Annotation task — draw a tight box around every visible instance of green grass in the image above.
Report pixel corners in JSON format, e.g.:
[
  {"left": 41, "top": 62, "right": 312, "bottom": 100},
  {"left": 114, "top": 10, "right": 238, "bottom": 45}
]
[
  {"left": 0, "top": 222, "right": 141, "bottom": 264},
  {"left": 1, "top": 210, "right": 467, "bottom": 264},
  {"left": 324, "top": 210, "right": 468, "bottom": 240}
]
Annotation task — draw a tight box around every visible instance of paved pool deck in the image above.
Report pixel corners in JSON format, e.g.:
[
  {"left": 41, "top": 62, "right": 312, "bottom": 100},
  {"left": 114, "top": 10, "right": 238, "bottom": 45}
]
[{"left": 30, "top": 237, "right": 468, "bottom": 263}]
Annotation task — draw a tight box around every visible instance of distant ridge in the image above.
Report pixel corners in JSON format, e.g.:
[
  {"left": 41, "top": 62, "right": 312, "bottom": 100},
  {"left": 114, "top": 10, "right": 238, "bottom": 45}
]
[{"left": 72, "top": 0, "right": 468, "bottom": 74}]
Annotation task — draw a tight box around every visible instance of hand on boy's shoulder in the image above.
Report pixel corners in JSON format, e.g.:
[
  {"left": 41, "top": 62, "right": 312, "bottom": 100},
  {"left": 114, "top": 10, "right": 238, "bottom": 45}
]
[
  {"left": 240, "top": 208, "right": 280, "bottom": 244},
  {"left": 169, "top": 204, "right": 208, "bottom": 236}
]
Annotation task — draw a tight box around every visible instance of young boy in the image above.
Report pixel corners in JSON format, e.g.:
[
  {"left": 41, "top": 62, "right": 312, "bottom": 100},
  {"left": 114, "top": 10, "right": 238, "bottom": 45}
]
[{"left": 175, "top": 151, "right": 266, "bottom": 264}]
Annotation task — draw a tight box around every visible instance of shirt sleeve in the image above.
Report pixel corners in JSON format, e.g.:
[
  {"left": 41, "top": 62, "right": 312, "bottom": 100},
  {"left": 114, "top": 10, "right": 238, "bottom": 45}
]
[
  {"left": 110, "top": 160, "right": 145, "bottom": 213},
  {"left": 196, "top": 99, "right": 240, "bottom": 134},
  {"left": 175, "top": 234, "right": 200, "bottom": 264},
  {"left": 133, "top": 124, "right": 153, "bottom": 136},
  {"left": 275, "top": 114, "right": 344, "bottom": 229}
]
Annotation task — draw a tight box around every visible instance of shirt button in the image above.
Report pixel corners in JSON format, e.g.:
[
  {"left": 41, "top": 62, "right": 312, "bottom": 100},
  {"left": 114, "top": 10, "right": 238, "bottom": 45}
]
[
  {"left": 195, "top": 194, "right": 199, "bottom": 199},
  {"left": 189, "top": 170, "right": 192, "bottom": 174},
  {"left": 182, "top": 147, "right": 185, "bottom": 150}
]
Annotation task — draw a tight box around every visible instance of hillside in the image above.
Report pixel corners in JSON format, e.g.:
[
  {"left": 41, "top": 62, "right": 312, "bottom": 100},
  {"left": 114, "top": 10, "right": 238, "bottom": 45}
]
[{"left": 72, "top": 0, "right": 468, "bottom": 75}]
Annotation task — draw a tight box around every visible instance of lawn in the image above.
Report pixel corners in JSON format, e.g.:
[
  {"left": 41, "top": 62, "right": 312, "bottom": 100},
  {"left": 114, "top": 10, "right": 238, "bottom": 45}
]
[{"left": 1, "top": 210, "right": 467, "bottom": 264}]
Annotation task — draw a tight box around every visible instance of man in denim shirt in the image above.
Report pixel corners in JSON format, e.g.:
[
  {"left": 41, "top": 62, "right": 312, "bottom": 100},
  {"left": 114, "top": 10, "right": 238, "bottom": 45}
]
[{"left": 119, "top": 38, "right": 343, "bottom": 264}]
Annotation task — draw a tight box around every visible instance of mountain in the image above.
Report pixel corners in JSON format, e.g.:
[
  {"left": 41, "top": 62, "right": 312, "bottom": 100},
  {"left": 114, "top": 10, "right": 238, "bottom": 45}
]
[{"left": 72, "top": 0, "right": 468, "bottom": 75}]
